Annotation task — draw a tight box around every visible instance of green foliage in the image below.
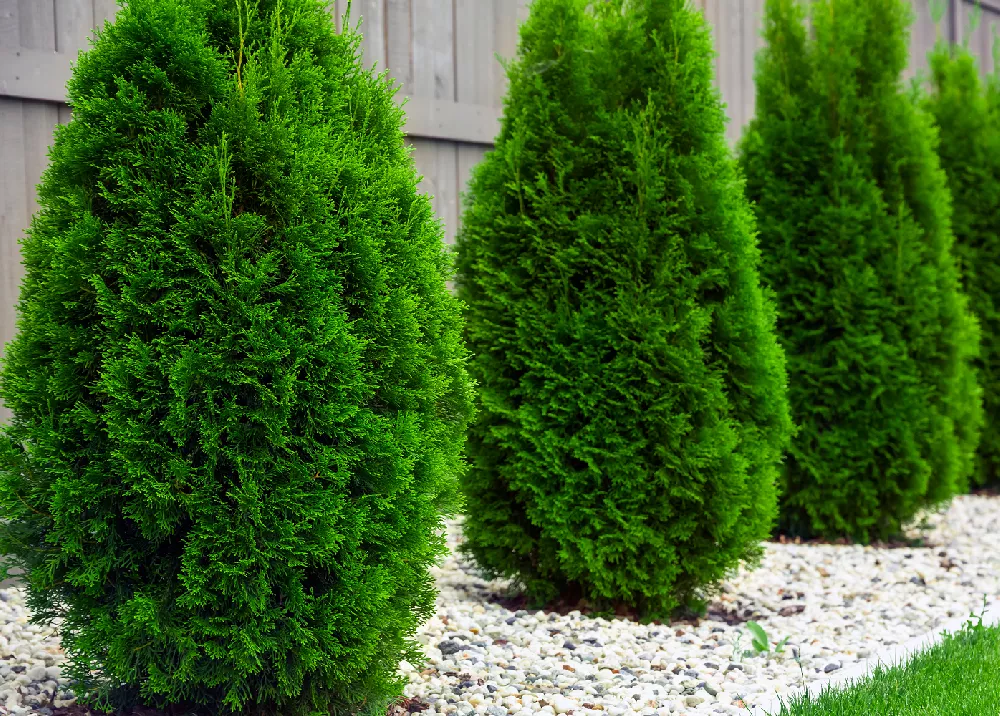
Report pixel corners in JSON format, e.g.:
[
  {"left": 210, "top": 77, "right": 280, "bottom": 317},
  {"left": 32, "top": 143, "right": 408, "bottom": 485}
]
[
  {"left": 739, "top": 0, "right": 982, "bottom": 541},
  {"left": 924, "top": 40, "right": 1000, "bottom": 488},
  {"left": 0, "top": 0, "right": 472, "bottom": 713},
  {"left": 776, "top": 605, "right": 1000, "bottom": 715},
  {"left": 455, "top": 0, "right": 792, "bottom": 618}
]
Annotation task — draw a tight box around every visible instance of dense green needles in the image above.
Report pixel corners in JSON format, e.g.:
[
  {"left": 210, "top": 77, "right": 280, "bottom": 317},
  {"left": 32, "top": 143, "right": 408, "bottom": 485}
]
[
  {"left": 924, "top": 38, "right": 1000, "bottom": 489},
  {"left": 740, "top": 0, "right": 982, "bottom": 542},
  {"left": 456, "top": 0, "right": 792, "bottom": 617},
  {"left": 0, "top": 0, "right": 472, "bottom": 713}
]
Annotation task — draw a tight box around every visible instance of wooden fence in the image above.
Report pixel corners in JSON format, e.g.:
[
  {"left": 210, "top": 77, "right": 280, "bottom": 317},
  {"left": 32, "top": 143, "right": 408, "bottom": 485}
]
[{"left": 1, "top": 0, "right": 999, "bottom": 420}]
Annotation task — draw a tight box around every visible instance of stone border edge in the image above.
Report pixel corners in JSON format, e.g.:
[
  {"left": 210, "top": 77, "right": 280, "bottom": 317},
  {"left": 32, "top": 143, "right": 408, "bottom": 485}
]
[{"left": 747, "top": 599, "right": 1000, "bottom": 715}]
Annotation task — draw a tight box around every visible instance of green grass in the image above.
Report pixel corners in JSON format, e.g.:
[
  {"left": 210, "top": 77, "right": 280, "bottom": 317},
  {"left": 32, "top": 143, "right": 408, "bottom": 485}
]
[{"left": 773, "top": 620, "right": 1000, "bottom": 715}]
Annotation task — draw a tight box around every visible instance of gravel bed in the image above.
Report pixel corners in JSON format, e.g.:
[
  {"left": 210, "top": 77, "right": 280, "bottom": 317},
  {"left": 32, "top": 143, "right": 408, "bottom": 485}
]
[{"left": 0, "top": 495, "right": 997, "bottom": 715}]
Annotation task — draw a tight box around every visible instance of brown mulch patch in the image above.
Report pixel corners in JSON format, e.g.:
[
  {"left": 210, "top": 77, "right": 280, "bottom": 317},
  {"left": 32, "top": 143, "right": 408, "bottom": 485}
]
[
  {"left": 50, "top": 708, "right": 171, "bottom": 716},
  {"left": 489, "top": 588, "right": 756, "bottom": 627},
  {"left": 769, "top": 532, "right": 935, "bottom": 550}
]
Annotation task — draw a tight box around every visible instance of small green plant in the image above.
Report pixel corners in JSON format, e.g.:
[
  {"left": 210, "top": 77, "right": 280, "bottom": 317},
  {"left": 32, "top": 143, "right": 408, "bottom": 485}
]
[
  {"left": 746, "top": 620, "right": 791, "bottom": 656},
  {"left": 963, "top": 594, "right": 990, "bottom": 633},
  {"left": 793, "top": 646, "right": 806, "bottom": 685},
  {"left": 732, "top": 630, "right": 745, "bottom": 664},
  {"left": 747, "top": 621, "right": 770, "bottom": 653}
]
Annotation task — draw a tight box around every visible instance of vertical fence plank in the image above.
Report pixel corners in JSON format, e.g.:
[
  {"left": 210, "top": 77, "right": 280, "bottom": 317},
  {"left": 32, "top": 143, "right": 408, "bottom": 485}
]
[
  {"left": 950, "top": 0, "right": 962, "bottom": 44},
  {"left": 699, "top": 0, "right": 721, "bottom": 100},
  {"left": 411, "top": 0, "right": 458, "bottom": 244},
  {"left": 977, "top": 8, "right": 1000, "bottom": 74},
  {"left": 55, "top": 0, "right": 94, "bottom": 54},
  {"left": 455, "top": 0, "right": 496, "bottom": 230},
  {"left": 908, "top": 0, "right": 946, "bottom": 82},
  {"left": 93, "top": 0, "right": 118, "bottom": 28},
  {"left": 456, "top": 0, "right": 494, "bottom": 106},
  {"left": 0, "top": 2, "right": 26, "bottom": 421},
  {"left": 742, "top": 0, "right": 766, "bottom": 130},
  {"left": 457, "top": 143, "right": 487, "bottom": 217},
  {"left": 409, "top": 137, "right": 458, "bottom": 243},
  {"left": 55, "top": 0, "right": 94, "bottom": 123},
  {"left": 330, "top": 0, "right": 345, "bottom": 33},
  {"left": 0, "top": 0, "right": 17, "bottom": 43},
  {"left": 410, "top": 139, "right": 459, "bottom": 245},
  {"left": 386, "top": 0, "right": 413, "bottom": 90},
  {"left": 0, "top": 98, "right": 28, "bottom": 423},
  {"left": 493, "top": 0, "right": 521, "bottom": 107},
  {"left": 719, "top": 0, "right": 745, "bottom": 144},
  {"left": 412, "top": 0, "right": 455, "bottom": 100},
  {"left": 19, "top": 0, "right": 60, "bottom": 217},
  {"left": 354, "top": 0, "right": 385, "bottom": 71}
]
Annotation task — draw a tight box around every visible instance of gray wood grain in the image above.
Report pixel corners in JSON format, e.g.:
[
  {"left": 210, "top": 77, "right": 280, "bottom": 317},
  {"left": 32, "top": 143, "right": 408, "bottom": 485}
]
[
  {"left": 331, "top": 0, "right": 346, "bottom": 33},
  {"left": 907, "top": 0, "right": 943, "bottom": 82},
  {"left": 492, "top": 0, "right": 523, "bottom": 107},
  {"left": 0, "top": 0, "right": 18, "bottom": 45},
  {"left": 356, "top": 0, "right": 385, "bottom": 71},
  {"left": 411, "top": 0, "right": 454, "bottom": 100},
  {"left": 456, "top": 0, "right": 495, "bottom": 107},
  {"left": 18, "top": 0, "right": 53, "bottom": 49},
  {"left": 742, "top": 0, "right": 765, "bottom": 132},
  {"left": 386, "top": 0, "right": 413, "bottom": 89},
  {"left": 18, "top": 0, "right": 58, "bottom": 218},
  {"left": 411, "top": 138, "right": 459, "bottom": 246},
  {"left": 0, "top": 98, "right": 28, "bottom": 423},
  {"left": 0, "top": 2, "right": 22, "bottom": 421},
  {"left": 54, "top": 0, "right": 94, "bottom": 55},
  {"left": 457, "top": 142, "right": 488, "bottom": 232},
  {"left": 92, "top": 0, "right": 118, "bottom": 28}
]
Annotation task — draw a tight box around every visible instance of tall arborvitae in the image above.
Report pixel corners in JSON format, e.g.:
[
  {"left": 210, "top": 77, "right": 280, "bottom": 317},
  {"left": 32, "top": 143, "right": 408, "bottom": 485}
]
[
  {"left": 0, "top": 1, "right": 472, "bottom": 713},
  {"left": 455, "top": 0, "right": 791, "bottom": 617},
  {"left": 740, "top": 0, "right": 982, "bottom": 541},
  {"left": 924, "top": 37, "right": 1000, "bottom": 488}
]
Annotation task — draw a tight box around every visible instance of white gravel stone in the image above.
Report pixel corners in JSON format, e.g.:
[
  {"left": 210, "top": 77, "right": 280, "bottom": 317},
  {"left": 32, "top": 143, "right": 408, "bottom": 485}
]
[
  {"left": 400, "top": 495, "right": 999, "bottom": 714},
  {"left": 0, "top": 495, "right": 997, "bottom": 714}
]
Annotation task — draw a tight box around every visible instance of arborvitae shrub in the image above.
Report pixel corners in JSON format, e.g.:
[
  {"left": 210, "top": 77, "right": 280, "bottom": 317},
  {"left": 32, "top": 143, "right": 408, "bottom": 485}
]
[
  {"left": 455, "top": 0, "right": 792, "bottom": 617},
  {"left": 0, "top": 1, "right": 472, "bottom": 713},
  {"left": 924, "top": 40, "right": 1000, "bottom": 488},
  {"left": 739, "top": 0, "right": 982, "bottom": 541}
]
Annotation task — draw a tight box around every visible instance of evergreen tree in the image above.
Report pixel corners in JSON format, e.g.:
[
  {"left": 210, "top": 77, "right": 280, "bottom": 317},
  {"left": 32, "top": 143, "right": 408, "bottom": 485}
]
[
  {"left": 455, "top": 0, "right": 792, "bottom": 617},
  {"left": 924, "top": 36, "right": 1000, "bottom": 488},
  {"left": 0, "top": 0, "right": 473, "bottom": 713},
  {"left": 739, "top": 0, "right": 982, "bottom": 541}
]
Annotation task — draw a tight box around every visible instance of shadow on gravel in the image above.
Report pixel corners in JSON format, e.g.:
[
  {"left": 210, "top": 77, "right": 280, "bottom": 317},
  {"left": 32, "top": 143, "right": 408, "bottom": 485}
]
[{"left": 488, "top": 590, "right": 756, "bottom": 627}]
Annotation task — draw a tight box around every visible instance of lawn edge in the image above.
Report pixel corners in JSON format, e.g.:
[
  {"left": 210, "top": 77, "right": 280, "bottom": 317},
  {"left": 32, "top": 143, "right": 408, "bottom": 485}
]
[{"left": 747, "top": 598, "right": 1000, "bottom": 715}]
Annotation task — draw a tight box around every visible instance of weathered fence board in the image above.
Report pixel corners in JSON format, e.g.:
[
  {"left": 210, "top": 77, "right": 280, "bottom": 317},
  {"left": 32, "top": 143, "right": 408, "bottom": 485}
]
[{"left": 1, "top": 0, "right": 999, "bottom": 421}]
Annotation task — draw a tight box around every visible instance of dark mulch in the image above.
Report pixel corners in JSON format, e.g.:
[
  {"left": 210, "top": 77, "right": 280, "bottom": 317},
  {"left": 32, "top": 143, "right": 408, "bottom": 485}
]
[
  {"left": 50, "top": 707, "right": 169, "bottom": 716},
  {"left": 50, "top": 698, "right": 431, "bottom": 716},
  {"left": 769, "top": 532, "right": 936, "bottom": 550},
  {"left": 489, "top": 588, "right": 758, "bottom": 627}
]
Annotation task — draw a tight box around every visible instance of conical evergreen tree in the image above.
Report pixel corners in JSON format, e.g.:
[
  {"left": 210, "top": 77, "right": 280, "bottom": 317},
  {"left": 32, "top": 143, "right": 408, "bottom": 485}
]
[
  {"left": 455, "top": 0, "right": 792, "bottom": 617},
  {"left": 0, "top": 0, "right": 472, "bottom": 713},
  {"left": 924, "top": 36, "right": 1000, "bottom": 488},
  {"left": 739, "top": 0, "right": 982, "bottom": 541}
]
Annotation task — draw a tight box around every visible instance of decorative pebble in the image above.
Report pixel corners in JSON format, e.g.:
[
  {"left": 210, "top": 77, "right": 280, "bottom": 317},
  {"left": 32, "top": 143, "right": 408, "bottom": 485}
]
[{"left": 0, "top": 496, "right": 997, "bottom": 715}]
